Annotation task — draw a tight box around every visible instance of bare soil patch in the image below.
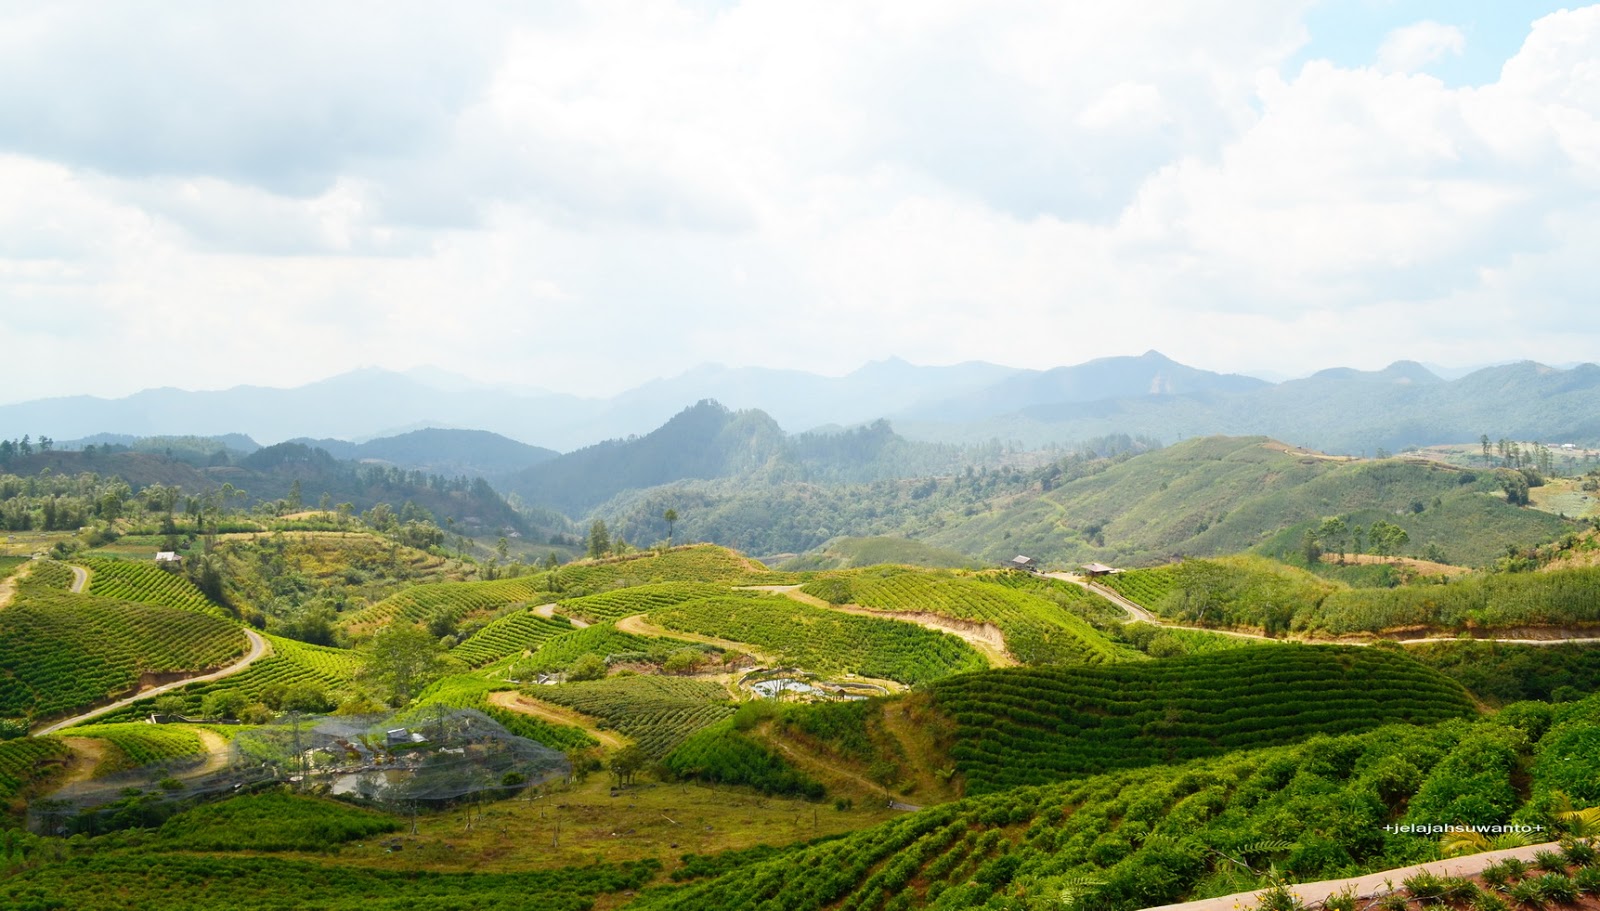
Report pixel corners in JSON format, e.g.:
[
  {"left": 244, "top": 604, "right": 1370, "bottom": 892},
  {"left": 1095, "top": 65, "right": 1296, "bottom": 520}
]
[{"left": 1321, "top": 553, "right": 1468, "bottom": 577}]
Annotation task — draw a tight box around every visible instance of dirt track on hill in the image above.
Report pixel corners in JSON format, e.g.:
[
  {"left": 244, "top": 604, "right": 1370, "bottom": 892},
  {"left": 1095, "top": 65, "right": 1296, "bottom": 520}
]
[
  {"left": 486, "top": 691, "right": 627, "bottom": 750},
  {"left": 0, "top": 559, "right": 32, "bottom": 608},
  {"left": 34, "top": 628, "right": 270, "bottom": 736},
  {"left": 764, "top": 585, "right": 1017, "bottom": 667}
]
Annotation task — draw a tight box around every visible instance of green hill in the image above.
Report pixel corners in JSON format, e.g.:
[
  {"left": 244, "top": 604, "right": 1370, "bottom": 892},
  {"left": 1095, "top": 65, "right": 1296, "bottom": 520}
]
[
  {"left": 930, "top": 645, "right": 1474, "bottom": 794},
  {"left": 923, "top": 436, "right": 1574, "bottom": 567},
  {"left": 779, "top": 536, "right": 982, "bottom": 571},
  {"left": 628, "top": 692, "right": 1594, "bottom": 911},
  {"left": 0, "top": 590, "right": 248, "bottom": 723}
]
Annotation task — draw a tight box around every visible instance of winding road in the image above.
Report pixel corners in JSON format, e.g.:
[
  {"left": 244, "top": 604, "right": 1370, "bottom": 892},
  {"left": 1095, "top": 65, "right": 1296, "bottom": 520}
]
[{"left": 34, "top": 628, "right": 270, "bottom": 736}]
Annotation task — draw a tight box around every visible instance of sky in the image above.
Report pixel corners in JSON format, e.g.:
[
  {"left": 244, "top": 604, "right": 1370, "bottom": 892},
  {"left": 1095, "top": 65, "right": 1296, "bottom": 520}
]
[{"left": 1, "top": 0, "right": 1596, "bottom": 403}]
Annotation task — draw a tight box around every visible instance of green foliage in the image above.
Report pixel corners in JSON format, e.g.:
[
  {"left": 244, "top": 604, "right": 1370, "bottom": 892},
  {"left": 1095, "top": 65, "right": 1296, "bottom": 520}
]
[
  {"left": 449, "top": 610, "right": 576, "bottom": 668},
  {"left": 360, "top": 624, "right": 444, "bottom": 706},
  {"left": 1134, "top": 555, "right": 1600, "bottom": 636},
  {"left": 552, "top": 546, "right": 796, "bottom": 595},
  {"left": 803, "top": 568, "right": 1130, "bottom": 665},
  {"left": 345, "top": 575, "right": 550, "bottom": 631},
  {"left": 780, "top": 536, "right": 982, "bottom": 571},
  {"left": 921, "top": 437, "right": 1573, "bottom": 569},
  {"left": 651, "top": 595, "right": 988, "bottom": 684},
  {"left": 931, "top": 645, "right": 1474, "bottom": 794},
  {"left": 64, "top": 724, "right": 206, "bottom": 773},
  {"left": 155, "top": 790, "right": 401, "bottom": 851},
  {"left": 566, "top": 653, "right": 609, "bottom": 682},
  {"left": 398, "top": 674, "right": 598, "bottom": 753},
  {"left": 88, "top": 634, "right": 360, "bottom": 725},
  {"left": 0, "top": 853, "right": 660, "bottom": 911},
  {"left": 0, "top": 590, "right": 247, "bottom": 720},
  {"left": 1405, "top": 642, "right": 1600, "bottom": 706},
  {"left": 662, "top": 719, "right": 826, "bottom": 799},
  {"left": 0, "top": 737, "right": 69, "bottom": 813},
  {"left": 534, "top": 675, "right": 736, "bottom": 757},
  {"left": 555, "top": 581, "right": 731, "bottom": 623},
  {"left": 81, "top": 558, "right": 230, "bottom": 619}
]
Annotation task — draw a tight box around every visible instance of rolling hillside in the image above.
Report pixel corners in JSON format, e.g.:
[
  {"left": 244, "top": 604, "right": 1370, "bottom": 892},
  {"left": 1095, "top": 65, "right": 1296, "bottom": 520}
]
[{"left": 923, "top": 436, "right": 1575, "bottom": 568}]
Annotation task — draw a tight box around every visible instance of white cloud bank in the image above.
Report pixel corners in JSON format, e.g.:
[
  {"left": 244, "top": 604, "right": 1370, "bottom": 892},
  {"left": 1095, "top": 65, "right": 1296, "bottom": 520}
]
[{"left": 0, "top": 2, "right": 1597, "bottom": 402}]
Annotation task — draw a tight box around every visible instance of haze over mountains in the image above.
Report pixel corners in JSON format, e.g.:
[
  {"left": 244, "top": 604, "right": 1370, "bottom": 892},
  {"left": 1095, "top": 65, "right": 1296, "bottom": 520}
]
[{"left": 5, "top": 351, "right": 1599, "bottom": 455}]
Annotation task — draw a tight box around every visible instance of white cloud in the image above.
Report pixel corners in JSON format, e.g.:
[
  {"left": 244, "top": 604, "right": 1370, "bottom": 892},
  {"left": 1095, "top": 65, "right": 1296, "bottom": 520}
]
[
  {"left": 1, "top": 2, "right": 1598, "bottom": 405},
  {"left": 1377, "top": 20, "right": 1466, "bottom": 74}
]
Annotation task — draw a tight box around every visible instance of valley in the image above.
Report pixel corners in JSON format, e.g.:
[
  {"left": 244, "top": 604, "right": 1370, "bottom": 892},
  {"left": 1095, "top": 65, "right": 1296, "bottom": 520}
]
[{"left": 3, "top": 392, "right": 1600, "bottom": 911}]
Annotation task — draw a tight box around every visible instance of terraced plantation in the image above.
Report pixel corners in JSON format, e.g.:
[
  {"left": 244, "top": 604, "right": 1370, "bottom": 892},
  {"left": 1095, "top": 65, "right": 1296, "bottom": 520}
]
[
  {"left": 450, "top": 610, "right": 578, "bottom": 667},
  {"left": 404, "top": 674, "right": 599, "bottom": 753},
  {"left": 1111, "top": 557, "right": 1600, "bottom": 635},
  {"left": 0, "top": 737, "right": 69, "bottom": 804},
  {"left": 651, "top": 594, "right": 988, "bottom": 684},
  {"left": 18, "top": 559, "right": 75, "bottom": 592},
  {"left": 628, "top": 690, "right": 1600, "bottom": 911},
  {"left": 63, "top": 723, "right": 207, "bottom": 771},
  {"left": 91, "top": 634, "right": 356, "bottom": 725},
  {"left": 556, "top": 581, "right": 730, "bottom": 623},
  {"left": 0, "top": 592, "right": 248, "bottom": 722},
  {"left": 81, "top": 558, "right": 228, "bottom": 618},
  {"left": 343, "top": 575, "right": 551, "bottom": 631},
  {"left": 1100, "top": 563, "right": 1179, "bottom": 607},
  {"left": 532, "top": 675, "right": 737, "bottom": 757},
  {"left": 931, "top": 644, "right": 1476, "bottom": 793},
  {"left": 552, "top": 545, "right": 798, "bottom": 593},
  {"left": 802, "top": 568, "right": 1130, "bottom": 665},
  {"left": 510, "top": 622, "right": 712, "bottom": 674}
]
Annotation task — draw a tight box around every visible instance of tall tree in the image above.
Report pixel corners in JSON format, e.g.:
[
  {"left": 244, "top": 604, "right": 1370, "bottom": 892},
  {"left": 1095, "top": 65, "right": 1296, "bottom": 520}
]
[
  {"left": 663, "top": 508, "right": 679, "bottom": 546},
  {"left": 587, "top": 519, "right": 610, "bottom": 559},
  {"left": 361, "top": 625, "right": 444, "bottom": 707}
]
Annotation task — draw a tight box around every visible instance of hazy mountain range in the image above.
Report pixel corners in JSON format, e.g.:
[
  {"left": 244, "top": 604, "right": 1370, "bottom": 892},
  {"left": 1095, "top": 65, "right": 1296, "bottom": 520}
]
[{"left": 4, "top": 352, "right": 1599, "bottom": 454}]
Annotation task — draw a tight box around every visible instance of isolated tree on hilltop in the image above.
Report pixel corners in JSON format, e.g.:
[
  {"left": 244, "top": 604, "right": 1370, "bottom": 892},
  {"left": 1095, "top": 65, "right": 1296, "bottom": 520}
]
[{"left": 663, "top": 508, "right": 678, "bottom": 546}]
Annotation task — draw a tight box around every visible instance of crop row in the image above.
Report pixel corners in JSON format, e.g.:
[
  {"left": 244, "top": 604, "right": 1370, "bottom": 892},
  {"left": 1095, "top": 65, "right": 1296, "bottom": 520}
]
[
  {"left": 264, "top": 636, "right": 363, "bottom": 682},
  {"left": 0, "top": 594, "right": 248, "bottom": 720},
  {"left": 553, "top": 545, "right": 799, "bottom": 595},
  {"left": 18, "top": 559, "right": 74, "bottom": 591},
  {"left": 403, "top": 674, "right": 599, "bottom": 753},
  {"left": 1101, "top": 565, "right": 1179, "bottom": 607},
  {"left": 450, "top": 611, "right": 580, "bottom": 668},
  {"left": 63, "top": 723, "right": 206, "bottom": 772},
  {"left": 651, "top": 595, "right": 988, "bottom": 684},
  {"left": 0, "top": 737, "right": 69, "bottom": 802},
  {"left": 87, "top": 636, "right": 358, "bottom": 725},
  {"left": 931, "top": 646, "right": 1475, "bottom": 793},
  {"left": 344, "top": 576, "right": 551, "bottom": 630},
  {"left": 803, "top": 569, "right": 1128, "bottom": 666},
  {"left": 0, "top": 853, "right": 663, "bottom": 911},
  {"left": 81, "top": 558, "right": 227, "bottom": 619},
  {"left": 556, "top": 582, "right": 731, "bottom": 623},
  {"left": 628, "top": 688, "right": 1585, "bottom": 911},
  {"left": 533, "top": 675, "right": 736, "bottom": 756}
]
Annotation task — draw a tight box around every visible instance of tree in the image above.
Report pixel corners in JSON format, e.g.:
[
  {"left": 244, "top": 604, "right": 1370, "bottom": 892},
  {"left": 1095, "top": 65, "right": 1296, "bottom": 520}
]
[
  {"left": 567, "top": 653, "right": 608, "bottom": 681},
  {"left": 663, "top": 508, "right": 679, "bottom": 546},
  {"left": 361, "top": 625, "right": 444, "bottom": 706},
  {"left": 609, "top": 745, "right": 648, "bottom": 788},
  {"left": 1316, "top": 516, "right": 1350, "bottom": 563},
  {"left": 587, "top": 520, "right": 610, "bottom": 559},
  {"left": 1300, "top": 530, "right": 1322, "bottom": 566}
]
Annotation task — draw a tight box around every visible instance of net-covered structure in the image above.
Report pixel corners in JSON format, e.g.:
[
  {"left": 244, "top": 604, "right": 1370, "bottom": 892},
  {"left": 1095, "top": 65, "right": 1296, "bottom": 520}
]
[{"left": 32, "top": 709, "right": 569, "bottom": 834}]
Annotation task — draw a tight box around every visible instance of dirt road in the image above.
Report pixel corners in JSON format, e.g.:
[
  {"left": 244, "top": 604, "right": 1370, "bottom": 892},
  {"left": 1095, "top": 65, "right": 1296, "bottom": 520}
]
[
  {"left": 486, "top": 690, "right": 627, "bottom": 750},
  {"left": 34, "top": 628, "right": 270, "bottom": 735}
]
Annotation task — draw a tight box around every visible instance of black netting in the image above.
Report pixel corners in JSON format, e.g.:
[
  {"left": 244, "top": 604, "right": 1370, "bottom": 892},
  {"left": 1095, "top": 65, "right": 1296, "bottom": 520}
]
[{"left": 32, "top": 709, "right": 569, "bottom": 832}]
